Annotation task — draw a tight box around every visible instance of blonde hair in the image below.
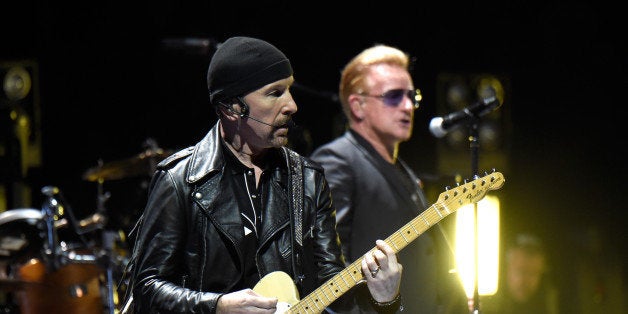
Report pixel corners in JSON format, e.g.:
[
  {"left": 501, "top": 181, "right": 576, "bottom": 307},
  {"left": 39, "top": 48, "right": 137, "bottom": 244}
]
[{"left": 338, "top": 44, "right": 411, "bottom": 119}]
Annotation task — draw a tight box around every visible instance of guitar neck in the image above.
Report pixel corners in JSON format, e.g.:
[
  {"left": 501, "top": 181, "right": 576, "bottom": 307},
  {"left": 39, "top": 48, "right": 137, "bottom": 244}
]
[{"left": 287, "top": 204, "right": 449, "bottom": 313}]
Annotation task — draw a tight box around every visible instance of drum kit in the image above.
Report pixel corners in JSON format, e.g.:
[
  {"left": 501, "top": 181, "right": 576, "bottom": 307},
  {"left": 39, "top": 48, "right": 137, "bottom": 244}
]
[{"left": 0, "top": 142, "right": 173, "bottom": 313}]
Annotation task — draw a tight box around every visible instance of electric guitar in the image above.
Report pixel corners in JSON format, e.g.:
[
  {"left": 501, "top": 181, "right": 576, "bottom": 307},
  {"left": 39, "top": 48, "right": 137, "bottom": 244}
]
[{"left": 254, "top": 171, "right": 505, "bottom": 314}]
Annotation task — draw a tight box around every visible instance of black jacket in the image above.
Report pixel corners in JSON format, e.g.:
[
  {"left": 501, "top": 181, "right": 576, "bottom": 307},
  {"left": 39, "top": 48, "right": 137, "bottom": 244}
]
[{"left": 129, "top": 122, "right": 348, "bottom": 313}]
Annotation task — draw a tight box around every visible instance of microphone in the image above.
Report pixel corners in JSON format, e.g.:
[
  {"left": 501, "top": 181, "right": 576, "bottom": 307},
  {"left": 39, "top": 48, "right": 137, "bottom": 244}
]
[
  {"left": 244, "top": 114, "right": 275, "bottom": 127},
  {"left": 429, "top": 96, "right": 501, "bottom": 138},
  {"left": 245, "top": 115, "right": 296, "bottom": 129}
]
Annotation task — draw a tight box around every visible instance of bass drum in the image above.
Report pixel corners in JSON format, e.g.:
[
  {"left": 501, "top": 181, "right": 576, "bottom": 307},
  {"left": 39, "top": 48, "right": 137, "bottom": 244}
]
[{"left": 14, "top": 256, "right": 104, "bottom": 314}]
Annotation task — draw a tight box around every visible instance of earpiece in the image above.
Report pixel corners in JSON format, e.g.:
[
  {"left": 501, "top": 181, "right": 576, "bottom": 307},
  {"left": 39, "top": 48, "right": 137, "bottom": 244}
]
[
  {"left": 219, "top": 97, "right": 277, "bottom": 128},
  {"left": 219, "top": 102, "right": 241, "bottom": 117},
  {"left": 236, "top": 97, "right": 249, "bottom": 117},
  {"left": 219, "top": 98, "right": 249, "bottom": 118}
]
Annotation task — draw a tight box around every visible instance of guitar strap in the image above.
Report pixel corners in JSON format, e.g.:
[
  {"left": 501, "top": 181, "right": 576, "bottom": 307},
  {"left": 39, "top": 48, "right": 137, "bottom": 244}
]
[{"left": 282, "top": 147, "right": 305, "bottom": 287}]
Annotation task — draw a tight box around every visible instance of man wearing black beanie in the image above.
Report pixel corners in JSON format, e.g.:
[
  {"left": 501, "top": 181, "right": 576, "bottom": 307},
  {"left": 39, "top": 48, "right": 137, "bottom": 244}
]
[{"left": 124, "top": 36, "right": 403, "bottom": 314}]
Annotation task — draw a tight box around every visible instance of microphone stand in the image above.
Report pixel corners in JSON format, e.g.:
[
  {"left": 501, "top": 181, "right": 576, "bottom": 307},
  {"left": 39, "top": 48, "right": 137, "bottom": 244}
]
[{"left": 468, "top": 116, "right": 481, "bottom": 314}]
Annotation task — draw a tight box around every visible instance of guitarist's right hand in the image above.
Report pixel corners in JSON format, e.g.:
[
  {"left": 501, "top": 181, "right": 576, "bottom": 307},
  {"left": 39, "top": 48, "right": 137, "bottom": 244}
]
[
  {"left": 216, "top": 288, "right": 279, "bottom": 313},
  {"left": 362, "top": 239, "right": 403, "bottom": 304}
]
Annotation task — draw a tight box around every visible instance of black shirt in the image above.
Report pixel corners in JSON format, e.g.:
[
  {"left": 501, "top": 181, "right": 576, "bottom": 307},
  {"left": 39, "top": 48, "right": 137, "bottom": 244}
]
[{"left": 221, "top": 142, "right": 265, "bottom": 289}]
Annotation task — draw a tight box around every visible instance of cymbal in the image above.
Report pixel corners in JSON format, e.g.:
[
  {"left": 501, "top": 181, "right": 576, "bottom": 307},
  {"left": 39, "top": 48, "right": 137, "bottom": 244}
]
[{"left": 82, "top": 148, "right": 173, "bottom": 182}]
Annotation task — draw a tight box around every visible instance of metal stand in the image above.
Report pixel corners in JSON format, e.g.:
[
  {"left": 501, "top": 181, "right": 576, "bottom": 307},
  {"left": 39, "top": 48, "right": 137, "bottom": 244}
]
[
  {"left": 101, "top": 230, "right": 119, "bottom": 314},
  {"left": 40, "top": 186, "right": 62, "bottom": 271},
  {"left": 94, "top": 182, "right": 117, "bottom": 314},
  {"left": 468, "top": 117, "right": 482, "bottom": 314}
]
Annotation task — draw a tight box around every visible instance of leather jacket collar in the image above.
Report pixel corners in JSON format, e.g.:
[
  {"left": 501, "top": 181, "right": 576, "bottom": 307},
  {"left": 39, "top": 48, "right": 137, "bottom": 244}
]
[{"left": 185, "top": 122, "right": 226, "bottom": 184}]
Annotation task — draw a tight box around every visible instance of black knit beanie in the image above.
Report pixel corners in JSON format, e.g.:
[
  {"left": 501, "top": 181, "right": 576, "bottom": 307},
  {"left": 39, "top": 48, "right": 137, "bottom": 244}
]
[{"left": 207, "top": 36, "right": 293, "bottom": 104}]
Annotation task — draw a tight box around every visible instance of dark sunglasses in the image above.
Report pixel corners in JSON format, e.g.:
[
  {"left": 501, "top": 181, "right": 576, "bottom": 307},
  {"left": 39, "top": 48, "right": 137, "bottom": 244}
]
[{"left": 359, "top": 89, "right": 421, "bottom": 109}]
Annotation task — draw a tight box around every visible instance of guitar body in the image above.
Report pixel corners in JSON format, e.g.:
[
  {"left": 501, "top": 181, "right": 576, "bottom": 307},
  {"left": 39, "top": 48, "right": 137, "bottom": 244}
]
[{"left": 253, "top": 271, "right": 299, "bottom": 313}]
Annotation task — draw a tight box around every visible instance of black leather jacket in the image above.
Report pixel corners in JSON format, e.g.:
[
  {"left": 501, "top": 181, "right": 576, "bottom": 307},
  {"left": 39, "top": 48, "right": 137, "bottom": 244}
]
[{"left": 129, "top": 122, "right": 347, "bottom": 313}]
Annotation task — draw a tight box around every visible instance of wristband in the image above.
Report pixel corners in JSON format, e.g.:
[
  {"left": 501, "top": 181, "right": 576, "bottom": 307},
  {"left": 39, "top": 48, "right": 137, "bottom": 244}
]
[{"left": 371, "top": 293, "right": 402, "bottom": 313}]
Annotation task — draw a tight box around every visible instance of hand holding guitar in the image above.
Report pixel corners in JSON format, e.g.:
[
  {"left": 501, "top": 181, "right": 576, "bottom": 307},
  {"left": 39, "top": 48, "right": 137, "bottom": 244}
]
[
  {"left": 216, "top": 288, "right": 278, "bottom": 314},
  {"left": 361, "top": 239, "right": 402, "bottom": 304}
]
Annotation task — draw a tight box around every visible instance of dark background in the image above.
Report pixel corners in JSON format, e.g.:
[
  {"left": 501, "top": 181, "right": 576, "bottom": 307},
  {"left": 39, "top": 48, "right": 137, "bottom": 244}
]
[{"left": 1, "top": 1, "right": 626, "bottom": 312}]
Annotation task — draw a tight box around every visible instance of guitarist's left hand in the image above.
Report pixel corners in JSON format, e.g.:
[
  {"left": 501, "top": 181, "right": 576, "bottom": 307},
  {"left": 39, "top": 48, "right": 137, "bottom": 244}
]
[{"left": 361, "top": 239, "right": 402, "bottom": 303}]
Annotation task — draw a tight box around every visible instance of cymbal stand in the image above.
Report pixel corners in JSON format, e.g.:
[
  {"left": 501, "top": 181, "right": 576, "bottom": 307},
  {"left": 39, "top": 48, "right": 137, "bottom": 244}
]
[
  {"left": 96, "top": 179, "right": 111, "bottom": 214},
  {"left": 68, "top": 179, "right": 111, "bottom": 238},
  {"left": 93, "top": 178, "right": 116, "bottom": 314},
  {"left": 40, "top": 186, "right": 62, "bottom": 271},
  {"left": 101, "top": 230, "right": 120, "bottom": 314}
]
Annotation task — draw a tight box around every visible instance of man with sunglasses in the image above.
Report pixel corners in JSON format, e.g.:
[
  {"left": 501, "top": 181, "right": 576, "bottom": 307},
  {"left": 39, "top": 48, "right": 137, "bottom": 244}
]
[{"left": 311, "top": 44, "right": 467, "bottom": 313}]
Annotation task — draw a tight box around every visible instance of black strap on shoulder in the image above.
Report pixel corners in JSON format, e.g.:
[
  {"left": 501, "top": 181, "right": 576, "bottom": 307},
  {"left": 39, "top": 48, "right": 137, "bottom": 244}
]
[{"left": 282, "top": 147, "right": 305, "bottom": 286}]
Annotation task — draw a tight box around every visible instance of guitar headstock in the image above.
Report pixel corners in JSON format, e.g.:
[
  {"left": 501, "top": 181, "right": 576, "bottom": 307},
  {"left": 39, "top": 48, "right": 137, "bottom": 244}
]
[{"left": 436, "top": 170, "right": 505, "bottom": 208}]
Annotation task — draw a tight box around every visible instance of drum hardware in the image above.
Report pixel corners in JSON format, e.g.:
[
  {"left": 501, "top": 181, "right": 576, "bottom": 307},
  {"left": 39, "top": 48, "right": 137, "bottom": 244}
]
[
  {"left": 82, "top": 146, "right": 173, "bottom": 182},
  {"left": 53, "top": 212, "right": 107, "bottom": 233},
  {"left": 1, "top": 139, "right": 171, "bottom": 312},
  {"left": 81, "top": 181, "right": 128, "bottom": 314},
  {"left": 77, "top": 212, "right": 108, "bottom": 234},
  {"left": 0, "top": 206, "right": 106, "bottom": 313},
  {"left": 78, "top": 175, "right": 111, "bottom": 235},
  {"left": 0, "top": 208, "right": 44, "bottom": 267},
  {"left": 0, "top": 185, "right": 132, "bottom": 313},
  {"left": 38, "top": 185, "right": 107, "bottom": 272},
  {"left": 40, "top": 186, "right": 63, "bottom": 271},
  {"left": 0, "top": 208, "right": 42, "bottom": 225},
  {"left": 61, "top": 250, "right": 98, "bottom": 264},
  {"left": 100, "top": 230, "right": 123, "bottom": 314}
]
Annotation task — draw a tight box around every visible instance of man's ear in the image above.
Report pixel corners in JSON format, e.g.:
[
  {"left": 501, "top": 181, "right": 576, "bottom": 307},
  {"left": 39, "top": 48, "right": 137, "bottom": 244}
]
[{"left": 348, "top": 94, "right": 365, "bottom": 120}]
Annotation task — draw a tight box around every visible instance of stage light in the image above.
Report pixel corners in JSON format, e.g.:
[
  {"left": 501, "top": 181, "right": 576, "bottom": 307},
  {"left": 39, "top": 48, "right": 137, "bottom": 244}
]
[
  {"left": 455, "top": 195, "right": 500, "bottom": 298},
  {"left": 0, "top": 60, "right": 41, "bottom": 209},
  {"left": 3, "top": 65, "right": 31, "bottom": 101}
]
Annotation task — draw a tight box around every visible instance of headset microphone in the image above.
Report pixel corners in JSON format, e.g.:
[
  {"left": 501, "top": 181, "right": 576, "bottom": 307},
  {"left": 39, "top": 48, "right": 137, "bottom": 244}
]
[
  {"left": 219, "top": 99, "right": 294, "bottom": 129},
  {"left": 244, "top": 114, "right": 276, "bottom": 127}
]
